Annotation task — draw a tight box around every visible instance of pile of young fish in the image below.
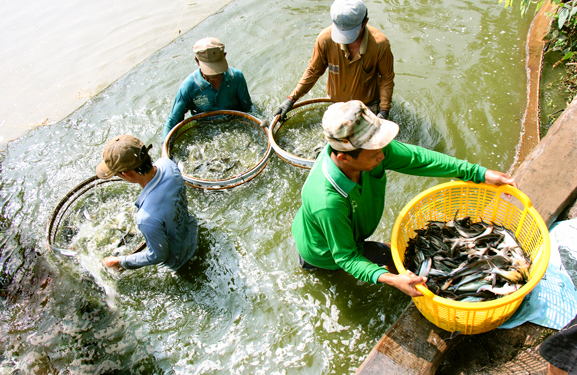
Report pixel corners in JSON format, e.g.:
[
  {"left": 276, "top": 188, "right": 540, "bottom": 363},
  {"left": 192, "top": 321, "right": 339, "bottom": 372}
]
[
  {"left": 53, "top": 195, "right": 143, "bottom": 258},
  {"left": 171, "top": 119, "right": 265, "bottom": 179},
  {"left": 277, "top": 104, "right": 328, "bottom": 160},
  {"left": 403, "top": 215, "right": 532, "bottom": 302}
]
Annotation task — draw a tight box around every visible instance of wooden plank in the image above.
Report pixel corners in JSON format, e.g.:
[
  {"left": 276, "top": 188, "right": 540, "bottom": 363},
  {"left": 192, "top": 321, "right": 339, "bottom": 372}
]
[
  {"left": 513, "top": 96, "right": 577, "bottom": 227},
  {"left": 356, "top": 303, "right": 460, "bottom": 375},
  {"left": 512, "top": 1, "right": 557, "bottom": 171}
]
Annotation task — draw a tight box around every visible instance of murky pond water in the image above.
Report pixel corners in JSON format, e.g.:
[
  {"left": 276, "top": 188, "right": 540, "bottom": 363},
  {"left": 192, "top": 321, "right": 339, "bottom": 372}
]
[{"left": 0, "top": 0, "right": 531, "bottom": 373}]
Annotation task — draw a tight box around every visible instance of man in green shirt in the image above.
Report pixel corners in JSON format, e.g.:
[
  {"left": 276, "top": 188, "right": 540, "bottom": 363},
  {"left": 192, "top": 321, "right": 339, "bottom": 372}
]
[{"left": 291, "top": 100, "right": 517, "bottom": 297}]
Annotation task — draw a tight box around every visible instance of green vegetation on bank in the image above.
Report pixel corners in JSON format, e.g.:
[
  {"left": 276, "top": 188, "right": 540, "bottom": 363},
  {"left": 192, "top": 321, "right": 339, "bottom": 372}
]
[{"left": 501, "top": 0, "right": 577, "bottom": 133}]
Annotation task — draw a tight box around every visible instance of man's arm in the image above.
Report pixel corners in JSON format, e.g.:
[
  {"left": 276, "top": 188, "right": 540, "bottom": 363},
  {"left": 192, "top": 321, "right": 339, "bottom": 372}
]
[
  {"left": 103, "top": 221, "right": 170, "bottom": 270},
  {"left": 381, "top": 140, "right": 487, "bottom": 183},
  {"left": 484, "top": 169, "right": 517, "bottom": 188},
  {"left": 289, "top": 30, "right": 330, "bottom": 103},
  {"left": 377, "top": 271, "right": 426, "bottom": 297},
  {"left": 315, "top": 205, "right": 388, "bottom": 284},
  {"left": 162, "top": 91, "right": 190, "bottom": 141},
  {"left": 274, "top": 32, "right": 330, "bottom": 120},
  {"left": 377, "top": 37, "right": 395, "bottom": 113}
]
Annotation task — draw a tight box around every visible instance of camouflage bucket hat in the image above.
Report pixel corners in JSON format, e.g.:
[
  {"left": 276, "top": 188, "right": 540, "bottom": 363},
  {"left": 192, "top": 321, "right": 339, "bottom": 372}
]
[
  {"left": 322, "top": 100, "right": 399, "bottom": 151},
  {"left": 96, "top": 135, "right": 151, "bottom": 179}
]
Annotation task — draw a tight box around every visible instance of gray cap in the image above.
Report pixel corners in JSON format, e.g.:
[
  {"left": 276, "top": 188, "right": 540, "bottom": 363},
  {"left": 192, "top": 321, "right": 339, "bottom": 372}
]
[{"left": 330, "top": 0, "right": 367, "bottom": 44}]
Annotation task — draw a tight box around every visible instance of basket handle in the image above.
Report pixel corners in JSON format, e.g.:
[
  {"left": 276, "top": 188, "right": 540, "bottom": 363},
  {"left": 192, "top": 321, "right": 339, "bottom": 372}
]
[
  {"left": 415, "top": 283, "right": 433, "bottom": 298},
  {"left": 490, "top": 183, "right": 533, "bottom": 209}
]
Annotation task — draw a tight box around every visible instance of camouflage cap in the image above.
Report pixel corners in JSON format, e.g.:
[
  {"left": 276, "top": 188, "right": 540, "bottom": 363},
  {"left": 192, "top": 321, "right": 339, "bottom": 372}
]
[
  {"left": 193, "top": 37, "right": 229, "bottom": 75},
  {"left": 322, "top": 100, "right": 399, "bottom": 151},
  {"left": 95, "top": 135, "right": 151, "bottom": 179}
]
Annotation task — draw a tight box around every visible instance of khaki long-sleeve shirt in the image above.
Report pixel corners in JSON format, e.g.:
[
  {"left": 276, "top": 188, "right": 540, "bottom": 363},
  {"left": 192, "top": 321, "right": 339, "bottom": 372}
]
[{"left": 290, "top": 25, "right": 395, "bottom": 112}]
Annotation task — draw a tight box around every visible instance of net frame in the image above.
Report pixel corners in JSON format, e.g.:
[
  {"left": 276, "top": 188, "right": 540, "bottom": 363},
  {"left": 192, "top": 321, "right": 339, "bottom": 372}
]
[
  {"left": 268, "top": 98, "right": 334, "bottom": 169},
  {"left": 46, "top": 175, "right": 147, "bottom": 257},
  {"left": 162, "top": 110, "right": 272, "bottom": 189}
]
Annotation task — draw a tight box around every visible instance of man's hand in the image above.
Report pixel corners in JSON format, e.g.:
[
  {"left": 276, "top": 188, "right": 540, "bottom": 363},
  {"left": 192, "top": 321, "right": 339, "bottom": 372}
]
[
  {"left": 102, "top": 257, "right": 124, "bottom": 271},
  {"left": 376, "top": 110, "right": 389, "bottom": 120},
  {"left": 272, "top": 98, "right": 295, "bottom": 121},
  {"left": 378, "top": 270, "right": 426, "bottom": 297},
  {"left": 259, "top": 118, "right": 270, "bottom": 128},
  {"left": 484, "top": 169, "right": 517, "bottom": 189}
]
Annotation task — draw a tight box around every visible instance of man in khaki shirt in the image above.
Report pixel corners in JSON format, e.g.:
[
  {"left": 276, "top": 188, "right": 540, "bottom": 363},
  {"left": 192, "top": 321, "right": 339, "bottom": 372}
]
[{"left": 273, "top": 0, "right": 394, "bottom": 121}]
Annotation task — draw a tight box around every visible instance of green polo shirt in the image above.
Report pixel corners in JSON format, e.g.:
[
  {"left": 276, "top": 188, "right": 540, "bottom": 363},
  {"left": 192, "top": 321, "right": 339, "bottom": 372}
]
[{"left": 291, "top": 140, "right": 487, "bottom": 284}]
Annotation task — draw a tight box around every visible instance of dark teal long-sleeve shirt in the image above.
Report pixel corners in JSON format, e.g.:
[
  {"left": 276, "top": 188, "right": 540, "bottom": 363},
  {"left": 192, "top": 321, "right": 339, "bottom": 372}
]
[{"left": 162, "top": 67, "right": 253, "bottom": 140}]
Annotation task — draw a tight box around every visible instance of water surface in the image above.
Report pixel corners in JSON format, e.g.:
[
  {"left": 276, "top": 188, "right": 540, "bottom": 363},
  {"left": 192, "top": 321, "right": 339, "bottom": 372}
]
[{"left": 0, "top": 0, "right": 531, "bottom": 373}]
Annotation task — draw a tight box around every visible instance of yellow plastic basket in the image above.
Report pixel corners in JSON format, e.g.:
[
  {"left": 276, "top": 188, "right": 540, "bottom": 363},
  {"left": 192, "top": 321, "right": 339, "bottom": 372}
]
[{"left": 391, "top": 181, "right": 550, "bottom": 335}]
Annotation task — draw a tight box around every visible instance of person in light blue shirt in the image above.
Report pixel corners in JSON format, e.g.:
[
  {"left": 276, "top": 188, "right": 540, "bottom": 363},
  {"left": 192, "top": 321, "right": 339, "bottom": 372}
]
[
  {"left": 162, "top": 37, "right": 255, "bottom": 141},
  {"left": 97, "top": 135, "right": 198, "bottom": 271}
]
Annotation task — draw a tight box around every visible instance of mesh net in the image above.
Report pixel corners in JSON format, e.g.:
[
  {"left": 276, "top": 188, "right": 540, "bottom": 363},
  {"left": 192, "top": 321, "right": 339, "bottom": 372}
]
[
  {"left": 166, "top": 114, "right": 268, "bottom": 182},
  {"left": 274, "top": 101, "right": 331, "bottom": 161},
  {"left": 49, "top": 178, "right": 145, "bottom": 258}
]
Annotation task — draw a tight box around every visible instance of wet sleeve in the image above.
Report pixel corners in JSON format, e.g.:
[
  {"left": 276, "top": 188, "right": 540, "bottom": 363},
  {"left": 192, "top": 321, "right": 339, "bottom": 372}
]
[
  {"left": 381, "top": 140, "right": 487, "bottom": 183},
  {"left": 290, "top": 34, "right": 329, "bottom": 101},
  {"left": 119, "top": 221, "right": 170, "bottom": 269},
  {"left": 236, "top": 71, "right": 254, "bottom": 113},
  {"left": 163, "top": 89, "right": 193, "bottom": 141},
  {"left": 378, "top": 39, "right": 395, "bottom": 112},
  {"left": 316, "top": 205, "right": 386, "bottom": 284}
]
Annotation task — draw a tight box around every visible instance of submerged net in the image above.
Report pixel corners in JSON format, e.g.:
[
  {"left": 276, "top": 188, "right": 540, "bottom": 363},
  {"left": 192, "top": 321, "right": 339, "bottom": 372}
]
[
  {"left": 170, "top": 116, "right": 267, "bottom": 180},
  {"left": 164, "top": 111, "right": 271, "bottom": 188},
  {"left": 275, "top": 102, "right": 330, "bottom": 161},
  {"left": 48, "top": 178, "right": 145, "bottom": 259}
]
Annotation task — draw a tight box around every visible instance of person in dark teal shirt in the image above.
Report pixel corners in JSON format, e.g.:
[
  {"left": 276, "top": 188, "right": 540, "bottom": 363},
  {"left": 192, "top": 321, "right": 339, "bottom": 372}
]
[{"left": 162, "top": 37, "right": 255, "bottom": 141}]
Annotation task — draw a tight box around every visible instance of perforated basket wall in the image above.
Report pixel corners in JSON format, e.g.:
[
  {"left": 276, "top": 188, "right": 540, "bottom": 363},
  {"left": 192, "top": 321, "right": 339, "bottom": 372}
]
[{"left": 391, "top": 181, "right": 550, "bottom": 334}]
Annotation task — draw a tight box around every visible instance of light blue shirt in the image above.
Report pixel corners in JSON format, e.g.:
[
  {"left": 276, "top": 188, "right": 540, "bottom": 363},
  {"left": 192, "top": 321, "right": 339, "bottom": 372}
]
[
  {"left": 118, "top": 158, "right": 198, "bottom": 271},
  {"left": 162, "top": 67, "right": 254, "bottom": 140}
]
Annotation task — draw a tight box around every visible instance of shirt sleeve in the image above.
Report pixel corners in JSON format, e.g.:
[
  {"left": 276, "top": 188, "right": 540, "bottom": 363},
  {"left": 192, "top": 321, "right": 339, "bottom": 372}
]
[
  {"left": 290, "top": 33, "right": 329, "bottom": 101},
  {"left": 381, "top": 140, "right": 487, "bottom": 183},
  {"left": 235, "top": 71, "right": 254, "bottom": 112},
  {"left": 163, "top": 88, "right": 193, "bottom": 141},
  {"left": 119, "top": 220, "right": 170, "bottom": 269},
  {"left": 315, "top": 203, "right": 387, "bottom": 284},
  {"left": 378, "top": 39, "right": 395, "bottom": 112}
]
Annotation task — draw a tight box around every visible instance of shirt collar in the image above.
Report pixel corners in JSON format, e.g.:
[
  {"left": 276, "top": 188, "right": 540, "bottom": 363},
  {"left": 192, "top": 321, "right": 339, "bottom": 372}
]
[
  {"left": 340, "top": 28, "right": 369, "bottom": 58},
  {"left": 193, "top": 68, "right": 232, "bottom": 90},
  {"left": 321, "top": 145, "right": 357, "bottom": 198},
  {"left": 135, "top": 163, "right": 163, "bottom": 209}
]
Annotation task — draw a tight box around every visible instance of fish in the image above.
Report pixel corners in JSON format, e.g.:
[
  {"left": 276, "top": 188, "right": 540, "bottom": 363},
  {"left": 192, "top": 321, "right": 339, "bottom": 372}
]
[
  {"left": 418, "top": 257, "right": 432, "bottom": 278},
  {"left": 51, "top": 246, "right": 77, "bottom": 257},
  {"left": 477, "top": 283, "right": 521, "bottom": 295},
  {"left": 83, "top": 208, "right": 95, "bottom": 221},
  {"left": 193, "top": 160, "right": 209, "bottom": 173},
  {"left": 403, "top": 215, "right": 531, "bottom": 301}
]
